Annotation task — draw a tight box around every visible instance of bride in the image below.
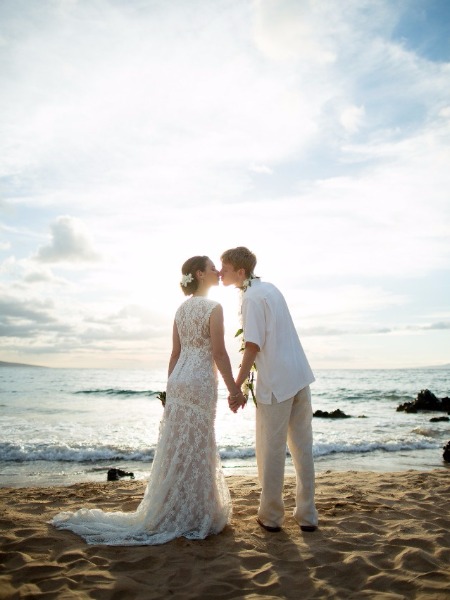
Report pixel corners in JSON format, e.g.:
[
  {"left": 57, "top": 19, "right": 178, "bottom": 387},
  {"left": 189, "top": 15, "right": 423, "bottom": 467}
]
[{"left": 51, "top": 256, "right": 246, "bottom": 545}]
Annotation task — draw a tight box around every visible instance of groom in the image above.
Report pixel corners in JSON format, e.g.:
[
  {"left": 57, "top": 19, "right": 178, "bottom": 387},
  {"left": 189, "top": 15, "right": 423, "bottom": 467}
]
[{"left": 220, "top": 247, "right": 318, "bottom": 533}]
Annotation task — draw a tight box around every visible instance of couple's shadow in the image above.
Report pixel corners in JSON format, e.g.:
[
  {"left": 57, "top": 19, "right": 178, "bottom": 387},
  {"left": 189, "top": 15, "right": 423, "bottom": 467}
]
[
  {"left": 89, "top": 518, "right": 313, "bottom": 599},
  {"left": 198, "top": 519, "right": 315, "bottom": 599}
]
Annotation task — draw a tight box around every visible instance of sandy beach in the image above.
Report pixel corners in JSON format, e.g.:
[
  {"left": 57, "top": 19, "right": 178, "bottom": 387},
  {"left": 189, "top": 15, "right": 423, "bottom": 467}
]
[{"left": 1, "top": 470, "right": 449, "bottom": 599}]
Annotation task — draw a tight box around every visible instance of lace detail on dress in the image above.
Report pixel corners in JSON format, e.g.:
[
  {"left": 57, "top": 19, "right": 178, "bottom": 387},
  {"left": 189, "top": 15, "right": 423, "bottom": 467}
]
[{"left": 51, "top": 297, "right": 231, "bottom": 545}]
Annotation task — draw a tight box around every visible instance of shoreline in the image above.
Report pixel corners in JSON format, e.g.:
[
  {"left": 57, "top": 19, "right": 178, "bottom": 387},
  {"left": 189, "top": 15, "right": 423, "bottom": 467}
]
[
  {"left": 1, "top": 447, "right": 448, "bottom": 489},
  {"left": 0, "top": 470, "right": 449, "bottom": 599}
]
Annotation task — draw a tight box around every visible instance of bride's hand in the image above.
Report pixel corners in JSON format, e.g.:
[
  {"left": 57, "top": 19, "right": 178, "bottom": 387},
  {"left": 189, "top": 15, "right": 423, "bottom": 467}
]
[{"left": 228, "top": 391, "right": 247, "bottom": 413}]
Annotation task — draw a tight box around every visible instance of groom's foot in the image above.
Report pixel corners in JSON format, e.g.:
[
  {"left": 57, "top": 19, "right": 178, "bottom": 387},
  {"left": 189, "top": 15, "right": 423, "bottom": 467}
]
[
  {"left": 256, "top": 518, "right": 282, "bottom": 533},
  {"left": 300, "top": 525, "right": 317, "bottom": 532}
]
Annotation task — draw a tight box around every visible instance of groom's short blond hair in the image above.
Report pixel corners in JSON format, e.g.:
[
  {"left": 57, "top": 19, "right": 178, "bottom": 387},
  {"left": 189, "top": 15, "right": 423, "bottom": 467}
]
[{"left": 221, "top": 247, "right": 257, "bottom": 278}]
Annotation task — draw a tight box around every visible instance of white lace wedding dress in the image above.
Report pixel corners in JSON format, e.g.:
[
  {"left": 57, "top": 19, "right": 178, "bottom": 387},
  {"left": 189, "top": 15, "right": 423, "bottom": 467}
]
[{"left": 51, "top": 297, "right": 232, "bottom": 545}]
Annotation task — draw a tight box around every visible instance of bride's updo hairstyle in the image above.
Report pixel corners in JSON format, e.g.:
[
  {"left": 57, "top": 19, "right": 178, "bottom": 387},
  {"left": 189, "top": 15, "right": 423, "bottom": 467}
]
[{"left": 180, "top": 255, "right": 209, "bottom": 296}]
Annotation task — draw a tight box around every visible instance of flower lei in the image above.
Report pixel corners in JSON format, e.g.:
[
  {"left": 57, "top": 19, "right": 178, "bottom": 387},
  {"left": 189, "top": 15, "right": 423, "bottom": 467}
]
[
  {"left": 181, "top": 273, "right": 194, "bottom": 287},
  {"left": 235, "top": 327, "right": 257, "bottom": 407},
  {"left": 241, "top": 273, "right": 258, "bottom": 292},
  {"left": 236, "top": 273, "right": 259, "bottom": 406}
]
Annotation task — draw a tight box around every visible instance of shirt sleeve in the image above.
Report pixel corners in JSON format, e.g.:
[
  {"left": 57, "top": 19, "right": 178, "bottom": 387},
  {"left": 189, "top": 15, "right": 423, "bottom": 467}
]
[{"left": 242, "top": 296, "right": 266, "bottom": 350}]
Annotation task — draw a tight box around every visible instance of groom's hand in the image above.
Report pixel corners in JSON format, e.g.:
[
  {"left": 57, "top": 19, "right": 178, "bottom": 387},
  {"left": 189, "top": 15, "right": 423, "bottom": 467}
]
[{"left": 228, "top": 391, "right": 247, "bottom": 413}]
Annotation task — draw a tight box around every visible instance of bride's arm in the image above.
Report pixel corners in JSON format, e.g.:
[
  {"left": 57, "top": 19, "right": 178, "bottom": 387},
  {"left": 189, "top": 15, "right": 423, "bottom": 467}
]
[
  {"left": 210, "top": 305, "right": 244, "bottom": 400},
  {"left": 168, "top": 320, "right": 181, "bottom": 377}
]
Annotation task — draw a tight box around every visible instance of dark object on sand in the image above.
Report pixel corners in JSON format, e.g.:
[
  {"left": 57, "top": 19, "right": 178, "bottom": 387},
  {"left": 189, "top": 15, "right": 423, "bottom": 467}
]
[
  {"left": 313, "top": 409, "right": 351, "bottom": 419},
  {"left": 397, "top": 389, "right": 450, "bottom": 413},
  {"left": 443, "top": 442, "right": 450, "bottom": 463},
  {"left": 107, "top": 468, "right": 135, "bottom": 481}
]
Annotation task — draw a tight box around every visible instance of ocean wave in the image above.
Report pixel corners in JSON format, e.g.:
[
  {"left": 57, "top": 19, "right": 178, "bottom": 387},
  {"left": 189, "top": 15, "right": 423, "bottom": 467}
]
[
  {"left": 219, "top": 447, "right": 256, "bottom": 460},
  {"left": 314, "top": 389, "right": 414, "bottom": 403},
  {"left": 74, "top": 389, "right": 158, "bottom": 397},
  {"left": 411, "top": 427, "right": 446, "bottom": 438},
  {"left": 313, "top": 440, "right": 440, "bottom": 456},
  {"left": 0, "top": 442, "right": 156, "bottom": 463},
  {"left": 0, "top": 439, "right": 441, "bottom": 463},
  {"left": 381, "top": 393, "right": 414, "bottom": 402}
]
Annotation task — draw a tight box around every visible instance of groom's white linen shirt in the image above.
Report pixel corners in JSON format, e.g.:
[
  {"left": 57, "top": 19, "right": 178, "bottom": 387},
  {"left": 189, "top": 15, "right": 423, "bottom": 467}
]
[{"left": 241, "top": 279, "right": 315, "bottom": 404}]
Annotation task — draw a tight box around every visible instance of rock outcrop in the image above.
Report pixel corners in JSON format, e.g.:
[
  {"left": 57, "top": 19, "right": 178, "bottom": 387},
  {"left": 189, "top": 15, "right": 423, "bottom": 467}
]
[
  {"left": 397, "top": 389, "right": 450, "bottom": 413},
  {"left": 313, "top": 409, "right": 351, "bottom": 419}
]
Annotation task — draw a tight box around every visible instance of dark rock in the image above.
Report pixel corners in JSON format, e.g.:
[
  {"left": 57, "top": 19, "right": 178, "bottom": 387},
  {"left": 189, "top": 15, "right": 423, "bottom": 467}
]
[
  {"left": 397, "top": 389, "right": 450, "bottom": 413},
  {"left": 443, "top": 442, "right": 450, "bottom": 463},
  {"left": 313, "top": 409, "right": 351, "bottom": 419},
  {"left": 396, "top": 403, "right": 417, "bottom": 413},
  {"left": 107, "top": 468, "right": 135, "bottom": 481},
  {"left": 430, "top": 416, "right": 449, "bottom": 422}
]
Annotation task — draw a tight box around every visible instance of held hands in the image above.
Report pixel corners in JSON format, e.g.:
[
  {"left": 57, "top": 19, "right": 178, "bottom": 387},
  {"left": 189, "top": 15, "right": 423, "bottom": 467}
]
[{"left": 228, "top": 390, "right": 247, "bottom": 413}]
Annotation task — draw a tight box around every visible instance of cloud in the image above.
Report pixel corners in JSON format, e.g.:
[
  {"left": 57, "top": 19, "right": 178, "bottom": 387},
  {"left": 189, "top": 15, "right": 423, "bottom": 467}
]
[
  {"left": 421, "top": 322, "right": 450, "bottom": 331},
  {"left": 252, "top": 0, "right": 339, "bottom": 64},
  {"left": 301, "top": 326, "right": 392, "bottom": 337},
  {"left": 429, "top": 322, "right": 450, "bottom": 330},
  {"left": 0, "top": 0, "right": 324, "bottom": 212},
  {"left": 1, "top": 0, "right": 447, "bottom": 219},
  {"left": 0, "top": 288, "right": 171, "bottom": 368},
  {"left": 0, "top": 294, "right": 68, "bottom": 340},
  {"left": 0, "top": 1, "right": 449, "bottom": 368},
  {"left": 250, "top": 164, "right": 273, "bottom": 175},
  {"left": 81, "top": 304, "right": 171, "bottom": 342},
  {"left": 0, "top": 255, "right": 69, "bottom": 289},
  {"left": 0, "top": 296, "right": 56, "bottom": 324},
  {"left": 302, "top": 321, "right": 450, "bottom": 338},
  {"left": 35, "top": 216, "right": 100, "bottom": 263},
  {"left": 340, "top": 105, "right": 365, "bottom": 134},
  {"left": 23, "top": 267, "right": 66, "bottom": 285}
]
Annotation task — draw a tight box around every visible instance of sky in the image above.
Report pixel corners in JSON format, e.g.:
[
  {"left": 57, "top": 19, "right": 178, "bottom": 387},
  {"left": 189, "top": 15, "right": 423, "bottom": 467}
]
[{"left": 1, "top": 0, "right": 449, "bottom": 370}]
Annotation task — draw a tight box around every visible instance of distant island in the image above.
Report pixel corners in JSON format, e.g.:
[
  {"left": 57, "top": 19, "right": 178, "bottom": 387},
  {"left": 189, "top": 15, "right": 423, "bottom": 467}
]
[{"left": 0, "top": 360, "right": 46, "bottom": 368}]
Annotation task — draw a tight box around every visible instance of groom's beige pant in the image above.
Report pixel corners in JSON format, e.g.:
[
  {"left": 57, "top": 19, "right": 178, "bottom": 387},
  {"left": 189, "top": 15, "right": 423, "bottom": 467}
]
[{"left": 256, "top": 385, "right": 318, "bottom": 528}]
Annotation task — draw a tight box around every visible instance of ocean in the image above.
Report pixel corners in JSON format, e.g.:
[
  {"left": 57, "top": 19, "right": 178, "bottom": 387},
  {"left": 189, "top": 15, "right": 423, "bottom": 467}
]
[{"left": 1, "top": 367, "right": 449, "bottom": 487}]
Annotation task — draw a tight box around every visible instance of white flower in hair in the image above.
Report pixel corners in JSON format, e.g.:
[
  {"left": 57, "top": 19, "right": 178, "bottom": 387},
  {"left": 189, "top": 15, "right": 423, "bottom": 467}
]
[{"left": 181, "top": 273, "right": 194, "bottom": 287}]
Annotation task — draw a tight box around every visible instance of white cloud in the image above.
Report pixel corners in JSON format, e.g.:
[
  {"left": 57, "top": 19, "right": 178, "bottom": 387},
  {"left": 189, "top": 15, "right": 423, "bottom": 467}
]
[
  {"left": 23, "top": 266, "right": 66, "bottom": 285},
  {"left": 35, "top": 216, "right": 100, "bottom": 264},
  {"left": 252, "top": 0, "right": 339, "bottom": 64},
  {"left": 419, "top": 322, "right": 450, "bottom": 331},
  {"left": 250, "top": 164, "right": 273, "bottom": 175},
  {"left": 0, "top": 0, "right": 322, "bottom": 213},
  {"left": 340, "top": 105, "right": 365, "bottom": 133}
]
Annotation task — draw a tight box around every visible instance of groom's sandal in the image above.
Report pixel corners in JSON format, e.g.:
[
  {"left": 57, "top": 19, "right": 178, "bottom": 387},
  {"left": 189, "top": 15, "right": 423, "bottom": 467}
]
[
  {"left": 300, "top": 525, "right": 317, "bottom": 532},
  {"left": 257, "top": 518, "right": 282, "bottom": 533}
]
